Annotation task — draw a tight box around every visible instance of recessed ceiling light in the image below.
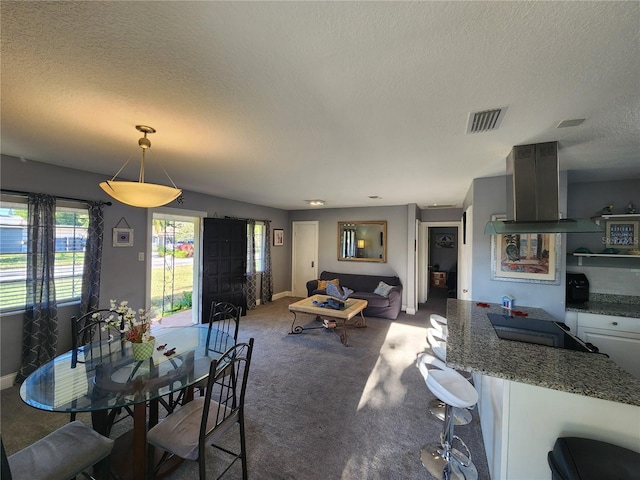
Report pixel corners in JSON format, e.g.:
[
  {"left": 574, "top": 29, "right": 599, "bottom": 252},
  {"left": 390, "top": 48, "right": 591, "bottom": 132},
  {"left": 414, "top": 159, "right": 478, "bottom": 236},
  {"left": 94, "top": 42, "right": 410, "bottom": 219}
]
[
  {"left": 306, "top": 199, "right": 326, "bottom": 206},
  {"left": 556, "top": 118, "right": 587, "bottom": 128}
]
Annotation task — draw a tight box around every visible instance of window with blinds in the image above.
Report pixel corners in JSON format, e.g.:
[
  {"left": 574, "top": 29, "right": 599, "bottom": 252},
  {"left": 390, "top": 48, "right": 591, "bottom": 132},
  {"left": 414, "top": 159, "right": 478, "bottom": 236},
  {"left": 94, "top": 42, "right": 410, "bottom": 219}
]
[{"left": 0, "top": 198, "right": 89, "bottom": 312}]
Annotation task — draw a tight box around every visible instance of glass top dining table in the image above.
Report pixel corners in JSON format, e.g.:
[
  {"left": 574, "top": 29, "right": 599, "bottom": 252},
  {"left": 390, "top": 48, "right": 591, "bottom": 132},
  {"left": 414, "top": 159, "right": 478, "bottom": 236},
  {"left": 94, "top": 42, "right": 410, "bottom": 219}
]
[{"left": 20, "top": 324, "right": 234, "bottom": 480}]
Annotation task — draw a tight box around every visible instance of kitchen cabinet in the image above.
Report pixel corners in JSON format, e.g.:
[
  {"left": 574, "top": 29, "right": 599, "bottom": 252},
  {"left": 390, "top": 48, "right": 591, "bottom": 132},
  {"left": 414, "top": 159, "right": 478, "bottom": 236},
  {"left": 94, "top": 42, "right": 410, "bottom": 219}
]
[{"left": 575, "top": 312, "right": 640, "bottom": 378}]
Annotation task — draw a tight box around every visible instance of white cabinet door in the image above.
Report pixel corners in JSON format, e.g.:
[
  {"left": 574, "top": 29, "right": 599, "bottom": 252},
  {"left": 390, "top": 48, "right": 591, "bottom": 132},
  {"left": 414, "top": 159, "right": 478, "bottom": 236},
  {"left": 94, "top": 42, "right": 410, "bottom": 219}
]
[{"left": 577, "top": 325, "right": 640, "bottom": 379}]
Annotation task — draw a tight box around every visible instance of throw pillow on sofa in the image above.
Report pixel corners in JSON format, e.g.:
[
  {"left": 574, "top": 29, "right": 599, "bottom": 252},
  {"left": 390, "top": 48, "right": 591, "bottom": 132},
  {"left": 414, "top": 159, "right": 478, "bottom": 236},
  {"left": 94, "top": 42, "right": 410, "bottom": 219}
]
[
  {"left": 373, "top": 281, "right": 394, "bottom": 297},
  {"left": 317, "top": 278, "right": 340, "bottom": 291}
]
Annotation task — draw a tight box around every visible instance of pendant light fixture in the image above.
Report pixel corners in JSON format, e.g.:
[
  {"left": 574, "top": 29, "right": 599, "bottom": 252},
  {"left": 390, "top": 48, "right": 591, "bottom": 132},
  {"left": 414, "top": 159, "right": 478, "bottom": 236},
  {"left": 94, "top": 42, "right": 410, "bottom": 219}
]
[{"left": 99, "top": 125, "right": 182, "bottom": 208}]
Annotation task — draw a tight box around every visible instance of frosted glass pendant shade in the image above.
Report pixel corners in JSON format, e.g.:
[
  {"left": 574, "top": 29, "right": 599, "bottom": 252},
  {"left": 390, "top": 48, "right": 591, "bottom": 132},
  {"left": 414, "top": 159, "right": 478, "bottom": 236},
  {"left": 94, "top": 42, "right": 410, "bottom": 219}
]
[
  {"left": 99, "top": 180, "right": 182, "bottom": 208},
  {"left": 100, "top": 125, "right": 182, "bottom": 208}
]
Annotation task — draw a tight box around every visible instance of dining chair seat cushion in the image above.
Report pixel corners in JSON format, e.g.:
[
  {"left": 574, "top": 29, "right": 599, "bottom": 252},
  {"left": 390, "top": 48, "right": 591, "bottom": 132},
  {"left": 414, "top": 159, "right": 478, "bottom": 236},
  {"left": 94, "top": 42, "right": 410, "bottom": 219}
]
[
  {"left": 7, "top": 420, "right": 113, "bottom": 480},
  {"left": 148, "top": 397, "right": 235, "bottom": 461}
]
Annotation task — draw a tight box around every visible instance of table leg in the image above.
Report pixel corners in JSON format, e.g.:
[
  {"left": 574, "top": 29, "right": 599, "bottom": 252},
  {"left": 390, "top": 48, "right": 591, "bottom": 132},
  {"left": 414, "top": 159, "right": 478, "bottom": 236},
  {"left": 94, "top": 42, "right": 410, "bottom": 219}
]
[
  {"left": 340, "top": 319, "right": 349, "bottom": 347},
  {"left": 133, "top": 401, "right": 147, "bottom": 480}
]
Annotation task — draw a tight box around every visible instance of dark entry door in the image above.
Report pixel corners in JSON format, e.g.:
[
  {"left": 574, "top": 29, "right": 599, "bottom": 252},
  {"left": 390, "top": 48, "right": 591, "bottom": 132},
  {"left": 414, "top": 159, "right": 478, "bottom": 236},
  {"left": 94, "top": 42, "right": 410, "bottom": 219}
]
[{"left": 202, "top": 218, "right": 247, "bottom": 323}]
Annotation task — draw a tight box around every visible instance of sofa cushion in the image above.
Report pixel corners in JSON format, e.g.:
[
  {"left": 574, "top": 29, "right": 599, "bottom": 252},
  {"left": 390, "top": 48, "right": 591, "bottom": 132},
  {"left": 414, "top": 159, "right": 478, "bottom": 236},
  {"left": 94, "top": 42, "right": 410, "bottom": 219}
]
[
  {"left": 319, "top": 271, "right": 401, "bottom": 293},
  {"left": 317, "top": 278, "right": 339, "bottom": 291},
  {"left": 373, "top": 281, "right": 394, "bottom": 297},
  {"left": 351, "top": 292, "right": 390, "bottom": 308}
]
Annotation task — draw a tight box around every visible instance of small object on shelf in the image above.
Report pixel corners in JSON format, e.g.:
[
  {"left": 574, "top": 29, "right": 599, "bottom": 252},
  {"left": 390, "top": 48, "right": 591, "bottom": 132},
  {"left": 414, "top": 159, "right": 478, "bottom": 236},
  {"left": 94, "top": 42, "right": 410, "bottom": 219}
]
[
  {"left": 601, "top": 248, "right": 619, "bottom": 254},
  {"left": 626, "top": 202, "right": 636, "bottom": 214},
  {"left": 574, "top": 247, "right": 592, "bottom": 254},
  {"left": 600, "top": 204, "right": 614, "bottom": 215}
]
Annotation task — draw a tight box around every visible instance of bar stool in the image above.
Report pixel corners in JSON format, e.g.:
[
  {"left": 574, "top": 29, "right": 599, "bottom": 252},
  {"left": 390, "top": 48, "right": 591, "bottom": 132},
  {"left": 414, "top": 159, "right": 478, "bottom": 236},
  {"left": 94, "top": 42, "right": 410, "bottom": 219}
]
[
  {"left": 426, "top": 326, "right": 472, "bottom": 426},
  {"left": 430, "top": 314, "right": 448, "bottom": 333},
  {"left": 417, "top": 353, "right": 478, "bottom": 480}
]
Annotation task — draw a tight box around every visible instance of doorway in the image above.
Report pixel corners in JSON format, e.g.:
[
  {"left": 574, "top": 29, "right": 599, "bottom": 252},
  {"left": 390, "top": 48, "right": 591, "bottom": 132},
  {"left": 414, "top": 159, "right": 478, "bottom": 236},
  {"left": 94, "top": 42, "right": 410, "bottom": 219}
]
[
  {"left": 418, "top": 221, "right": 461, "bottom": 305},
  {"left": 149, "top": 209, "right": 203, "bottom": 326},
  {"left": 291, "top": 221, "right": 318, "bottom": 298}
]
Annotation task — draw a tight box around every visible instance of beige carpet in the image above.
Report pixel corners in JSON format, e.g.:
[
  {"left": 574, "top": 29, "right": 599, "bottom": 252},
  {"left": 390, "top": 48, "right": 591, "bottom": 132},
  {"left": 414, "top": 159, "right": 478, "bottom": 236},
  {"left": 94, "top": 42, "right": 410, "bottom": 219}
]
[{"left": 2, "top": 293, "right": 489, "bottom": 479}]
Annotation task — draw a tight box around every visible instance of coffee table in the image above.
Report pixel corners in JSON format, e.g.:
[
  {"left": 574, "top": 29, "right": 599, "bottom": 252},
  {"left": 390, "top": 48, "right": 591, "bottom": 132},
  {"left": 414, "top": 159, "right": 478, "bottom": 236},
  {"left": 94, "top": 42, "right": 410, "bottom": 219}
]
[{"left": 289, "top": 295, "right": 368, "bottom": 346}]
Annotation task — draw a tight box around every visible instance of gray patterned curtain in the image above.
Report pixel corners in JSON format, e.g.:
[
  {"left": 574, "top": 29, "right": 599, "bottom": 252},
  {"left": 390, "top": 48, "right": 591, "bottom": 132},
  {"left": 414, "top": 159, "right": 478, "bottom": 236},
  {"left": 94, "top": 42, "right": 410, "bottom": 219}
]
[
  {"left": 15, "top": 194, "right": 58, "bottom": 384},
  {"left": 80, "top": 201, "right": 105, "bottom": 315},
  {"left": 261, "top": 221, "right": 273, "bottom": 303},
  {"left": 245, "top": 220, "right": 258, "bottom": 310}
]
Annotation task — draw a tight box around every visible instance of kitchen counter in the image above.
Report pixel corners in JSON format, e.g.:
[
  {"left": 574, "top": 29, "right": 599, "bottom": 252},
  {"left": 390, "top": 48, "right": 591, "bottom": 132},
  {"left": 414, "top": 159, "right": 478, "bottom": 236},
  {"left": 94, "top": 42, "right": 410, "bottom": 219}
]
[
  {"left": 446, "top": 299, "right": 640, "bottom": 479},
  {"left": 445, "top": 299, "right": 640, "bottom": 406},
  {"left": 566, "top": 301, "right": 640, "bottom": 318}
]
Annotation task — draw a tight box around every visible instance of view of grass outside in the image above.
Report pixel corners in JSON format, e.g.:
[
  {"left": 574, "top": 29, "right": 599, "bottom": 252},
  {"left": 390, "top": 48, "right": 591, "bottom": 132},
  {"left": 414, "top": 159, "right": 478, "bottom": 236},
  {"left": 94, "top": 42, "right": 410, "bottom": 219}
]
[{"left": 150, "top": 263, "right": 193, "bottom": 318}]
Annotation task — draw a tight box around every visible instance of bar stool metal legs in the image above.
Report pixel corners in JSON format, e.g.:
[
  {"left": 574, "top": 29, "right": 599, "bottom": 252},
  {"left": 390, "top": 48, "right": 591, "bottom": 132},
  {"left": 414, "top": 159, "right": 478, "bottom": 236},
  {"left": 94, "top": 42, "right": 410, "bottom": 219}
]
[{"left": 421, "top": 402, "right": 478, "bottom": 480}]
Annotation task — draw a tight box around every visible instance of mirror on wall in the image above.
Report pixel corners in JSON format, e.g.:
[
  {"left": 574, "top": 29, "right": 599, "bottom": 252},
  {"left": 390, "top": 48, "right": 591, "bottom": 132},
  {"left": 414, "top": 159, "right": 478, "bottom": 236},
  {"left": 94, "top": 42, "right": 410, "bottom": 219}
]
[{"left": 338, "top": 221, "right": 387, "bottom": 263}]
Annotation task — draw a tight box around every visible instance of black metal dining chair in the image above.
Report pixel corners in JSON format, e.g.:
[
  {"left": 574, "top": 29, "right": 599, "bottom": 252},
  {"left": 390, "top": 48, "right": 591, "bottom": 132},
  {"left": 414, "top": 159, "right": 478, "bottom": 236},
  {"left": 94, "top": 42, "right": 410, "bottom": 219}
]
[
  {"left": 165, "top": 301, "right": 241, "bottom": 411},
  {"left": 148, "top": 338, "right": 254, "bottom": 480},
  {"left": 1, "top": 420, "right": 114, "bottom": 480},
  {"left": 71, "top": 309, "right": 132, "bottom": 431}
]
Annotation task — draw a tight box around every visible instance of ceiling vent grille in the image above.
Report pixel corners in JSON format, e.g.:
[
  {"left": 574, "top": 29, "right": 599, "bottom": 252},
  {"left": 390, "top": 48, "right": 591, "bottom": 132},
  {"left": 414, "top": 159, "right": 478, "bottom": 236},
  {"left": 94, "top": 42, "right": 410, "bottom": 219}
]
[{"left": 466, "top": 107, "right": 508, "bottom": 134}]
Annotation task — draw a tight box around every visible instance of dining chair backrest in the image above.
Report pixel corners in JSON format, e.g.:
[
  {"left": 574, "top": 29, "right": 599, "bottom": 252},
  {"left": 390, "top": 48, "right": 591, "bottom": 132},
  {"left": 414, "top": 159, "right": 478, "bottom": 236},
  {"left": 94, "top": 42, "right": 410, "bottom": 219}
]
[
  {"left": 147, "top": 338, "right": 255, "bottom": 479},
  {"left": 206, "top": 302, "right": 241, "bottom": 355},
  {"left": 71, "top": 309, "right": 124, "bottom": 368}
]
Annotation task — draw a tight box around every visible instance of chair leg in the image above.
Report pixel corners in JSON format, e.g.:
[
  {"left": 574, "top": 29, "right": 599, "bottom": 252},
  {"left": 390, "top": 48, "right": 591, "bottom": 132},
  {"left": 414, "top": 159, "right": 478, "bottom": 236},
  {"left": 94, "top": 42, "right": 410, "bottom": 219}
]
[{"left": 239, "top": 416, "right": 248, "bottom": 480}]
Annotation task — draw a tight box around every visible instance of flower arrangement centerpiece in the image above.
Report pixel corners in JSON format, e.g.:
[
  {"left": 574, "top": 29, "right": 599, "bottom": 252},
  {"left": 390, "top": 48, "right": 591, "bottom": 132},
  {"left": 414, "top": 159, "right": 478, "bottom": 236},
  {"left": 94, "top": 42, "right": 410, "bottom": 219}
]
[{"left": 102, "top": 299, "right": 155, "bottom": 360}]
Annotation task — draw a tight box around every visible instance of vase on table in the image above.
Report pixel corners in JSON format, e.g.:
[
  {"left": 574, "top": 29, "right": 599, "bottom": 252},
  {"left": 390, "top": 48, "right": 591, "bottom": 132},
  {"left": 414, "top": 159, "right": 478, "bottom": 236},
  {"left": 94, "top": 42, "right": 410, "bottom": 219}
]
[{"left": 131, "top": 336, "right": 155, "bottom": 361}]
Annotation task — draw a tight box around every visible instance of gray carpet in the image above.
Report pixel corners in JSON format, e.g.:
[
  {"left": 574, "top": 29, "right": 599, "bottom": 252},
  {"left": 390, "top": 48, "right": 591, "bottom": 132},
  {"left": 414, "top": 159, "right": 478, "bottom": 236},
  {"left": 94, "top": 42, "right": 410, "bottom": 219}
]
[{"left": 2, "top": 291, "right": 490, "bottom": 479}]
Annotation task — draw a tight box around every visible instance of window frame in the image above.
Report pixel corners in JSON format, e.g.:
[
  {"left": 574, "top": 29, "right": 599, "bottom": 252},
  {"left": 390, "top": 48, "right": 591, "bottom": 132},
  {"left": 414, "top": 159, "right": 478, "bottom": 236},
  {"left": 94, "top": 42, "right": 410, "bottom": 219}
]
[{"left": 0, "top": 195, "right": 89, "bottom": 314}]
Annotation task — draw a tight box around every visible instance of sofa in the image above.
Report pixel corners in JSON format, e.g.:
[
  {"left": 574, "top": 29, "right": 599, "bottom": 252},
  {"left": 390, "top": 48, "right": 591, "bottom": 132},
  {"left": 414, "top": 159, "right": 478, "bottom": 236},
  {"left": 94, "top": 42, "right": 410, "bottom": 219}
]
[{"left": 306, "top": 271, "right": 403, "bottom": 320}]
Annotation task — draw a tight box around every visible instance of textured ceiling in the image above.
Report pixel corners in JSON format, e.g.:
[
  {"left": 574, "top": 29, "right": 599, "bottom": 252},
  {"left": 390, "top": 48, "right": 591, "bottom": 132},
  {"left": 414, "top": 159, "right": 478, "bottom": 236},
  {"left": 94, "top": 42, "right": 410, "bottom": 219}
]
[{"left": 1, "top": 1, "right": 639, "bottom": 210}]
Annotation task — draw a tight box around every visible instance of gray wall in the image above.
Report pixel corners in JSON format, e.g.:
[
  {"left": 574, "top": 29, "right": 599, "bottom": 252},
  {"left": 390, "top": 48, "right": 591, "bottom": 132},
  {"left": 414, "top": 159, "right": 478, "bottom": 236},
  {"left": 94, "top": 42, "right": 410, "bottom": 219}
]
[
  {"left": 0, "top": 154, "right": 290, "bottom": 376},
  {"left": 289, "top": 205, "right": 409, "bottom": 304},
  {"left": 566, "top": 178, "right": 640, "bottom": 254},
  {"left": 468, "top": 174, "right": 569, "bottom": 319}
]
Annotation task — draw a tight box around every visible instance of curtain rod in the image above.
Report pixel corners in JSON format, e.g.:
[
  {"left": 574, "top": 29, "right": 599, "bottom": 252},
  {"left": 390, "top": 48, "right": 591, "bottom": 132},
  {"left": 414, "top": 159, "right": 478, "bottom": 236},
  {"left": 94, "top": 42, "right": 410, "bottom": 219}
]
[
  {"left": 224, "top": 215, "right": 271, "bottom": 223},
  {"left": 1, "top": 189, "right": 112, "bottom": 206}
]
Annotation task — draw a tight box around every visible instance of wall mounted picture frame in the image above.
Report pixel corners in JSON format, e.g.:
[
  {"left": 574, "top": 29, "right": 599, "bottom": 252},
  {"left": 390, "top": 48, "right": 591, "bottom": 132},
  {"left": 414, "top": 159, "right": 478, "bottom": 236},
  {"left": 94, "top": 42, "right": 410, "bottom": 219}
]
[
  {"left": 605, "top": 219, "right": 639, "bottom": 249},
  {"left": 490, "top": 214, "right": 561, "bottom": 284},
  {"left": 113, "top": 228, "right": 134, "bottom": 247},
  {"left": 273, "top": 229, "right": 284, "bottom": 246}
]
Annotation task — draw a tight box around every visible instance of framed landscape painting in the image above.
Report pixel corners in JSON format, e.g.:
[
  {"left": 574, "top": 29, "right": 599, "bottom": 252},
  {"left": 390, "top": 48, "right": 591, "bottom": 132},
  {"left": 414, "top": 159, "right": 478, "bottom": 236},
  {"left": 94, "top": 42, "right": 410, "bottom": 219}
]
[{"left": 490, "top": 215, "right": 561, "bottom": 284}]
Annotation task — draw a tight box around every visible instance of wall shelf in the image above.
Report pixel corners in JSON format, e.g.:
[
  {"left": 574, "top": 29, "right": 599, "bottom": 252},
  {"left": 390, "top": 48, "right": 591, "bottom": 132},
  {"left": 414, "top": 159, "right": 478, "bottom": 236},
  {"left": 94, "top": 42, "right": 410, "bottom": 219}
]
[{"left": 570, "top": 252, "right": 640, "bottom": 266}]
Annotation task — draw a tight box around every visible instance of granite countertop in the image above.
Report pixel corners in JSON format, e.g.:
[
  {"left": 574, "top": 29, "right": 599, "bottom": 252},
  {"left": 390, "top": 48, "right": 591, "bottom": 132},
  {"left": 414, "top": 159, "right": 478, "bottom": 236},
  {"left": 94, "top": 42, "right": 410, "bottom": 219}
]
[
  {"left": 445, "top": 299, "right": 640, "bottom": 407},
  {"left": 566, "top": 298, "right": 640, "bottom": 318}
]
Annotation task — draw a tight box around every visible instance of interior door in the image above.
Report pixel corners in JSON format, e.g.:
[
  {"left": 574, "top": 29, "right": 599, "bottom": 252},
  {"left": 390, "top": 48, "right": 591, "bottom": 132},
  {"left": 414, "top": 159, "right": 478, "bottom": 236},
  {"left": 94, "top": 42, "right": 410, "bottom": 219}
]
[
  {"left": 292, "top": 221, "right": 318, "bottom": 297},
  {"left": 202, "top": 218, "right": 247, "bottom": 323}
]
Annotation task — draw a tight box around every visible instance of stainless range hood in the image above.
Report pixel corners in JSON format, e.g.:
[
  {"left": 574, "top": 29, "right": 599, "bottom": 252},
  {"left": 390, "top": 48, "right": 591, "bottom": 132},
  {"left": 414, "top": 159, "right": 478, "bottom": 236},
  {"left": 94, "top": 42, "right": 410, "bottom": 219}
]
[{"left": 484, "top": 141, "right": 603, "bottom": 235}]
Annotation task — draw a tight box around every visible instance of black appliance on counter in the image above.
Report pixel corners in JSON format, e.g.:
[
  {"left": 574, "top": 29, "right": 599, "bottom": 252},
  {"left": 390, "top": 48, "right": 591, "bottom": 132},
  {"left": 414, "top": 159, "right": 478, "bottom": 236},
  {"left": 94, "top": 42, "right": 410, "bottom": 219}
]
[
  {"left": 487, "top": 313, "right": 600, "bottom": 353},
  {"left": 566, "top": 273, "right": 589, "bottom": 304}
]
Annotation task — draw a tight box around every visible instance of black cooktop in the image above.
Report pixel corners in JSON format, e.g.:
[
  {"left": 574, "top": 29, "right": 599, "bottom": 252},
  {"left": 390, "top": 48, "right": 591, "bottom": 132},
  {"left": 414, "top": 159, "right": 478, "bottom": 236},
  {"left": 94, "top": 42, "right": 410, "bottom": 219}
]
[{"left": 487, "top": 313, "right": 598, "bottom": 353}]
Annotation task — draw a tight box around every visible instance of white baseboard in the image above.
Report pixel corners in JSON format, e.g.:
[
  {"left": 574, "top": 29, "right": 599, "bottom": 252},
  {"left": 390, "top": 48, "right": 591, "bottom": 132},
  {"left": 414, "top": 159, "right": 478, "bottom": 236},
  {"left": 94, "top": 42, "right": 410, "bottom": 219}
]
[
  {"left": 1, "top": 372, "right": 17, "bottom": 390},
  {"left": 272, "top": 291, "right": 291, "bottom": 301}
]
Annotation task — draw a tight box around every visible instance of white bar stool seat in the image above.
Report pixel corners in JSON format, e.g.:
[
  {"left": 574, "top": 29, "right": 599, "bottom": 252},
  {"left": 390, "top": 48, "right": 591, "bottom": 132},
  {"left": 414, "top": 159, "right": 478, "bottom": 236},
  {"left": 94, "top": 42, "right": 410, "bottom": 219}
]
[
  {"left": 417, "top": 353, "right": 479, "bottom": 480},
  {"left": 430, "top": 314, "right": 448, "bottom": 332}
]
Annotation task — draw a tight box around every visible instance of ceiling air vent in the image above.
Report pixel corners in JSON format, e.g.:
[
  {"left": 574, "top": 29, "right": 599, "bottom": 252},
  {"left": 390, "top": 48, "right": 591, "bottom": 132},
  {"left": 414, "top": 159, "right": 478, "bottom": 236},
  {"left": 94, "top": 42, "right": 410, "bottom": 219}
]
[{"left": 466, "top": 107, "right": 508, "bottom": 134}]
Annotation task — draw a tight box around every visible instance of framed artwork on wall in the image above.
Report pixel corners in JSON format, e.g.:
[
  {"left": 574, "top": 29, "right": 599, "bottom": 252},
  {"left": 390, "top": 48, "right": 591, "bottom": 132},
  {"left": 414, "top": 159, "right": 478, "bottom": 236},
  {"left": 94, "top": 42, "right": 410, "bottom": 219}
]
[
  {"left": 605, "top": 219, "right": 639, "bottom": 249},
  {"left": 490, "top": 214, "right": 561, "bottom": 284},
  {"left": 273, "top": 229, "right": 284, "bottom": 246},
  {"left": 113, "top": 228, "right": 134, "bottom": 247}
]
